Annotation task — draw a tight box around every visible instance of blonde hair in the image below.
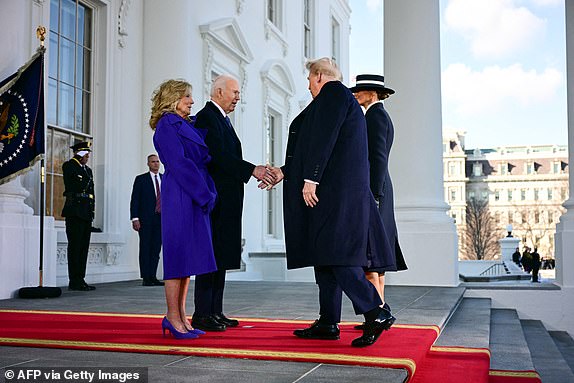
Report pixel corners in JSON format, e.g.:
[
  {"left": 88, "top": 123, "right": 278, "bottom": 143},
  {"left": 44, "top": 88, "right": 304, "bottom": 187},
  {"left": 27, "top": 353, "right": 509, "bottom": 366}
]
[
  {"left": 149, "top": 79, "right": 192, "bottom": 130},
  {"left": 305, "top": 57, "right": 342, "bottom": 81}
]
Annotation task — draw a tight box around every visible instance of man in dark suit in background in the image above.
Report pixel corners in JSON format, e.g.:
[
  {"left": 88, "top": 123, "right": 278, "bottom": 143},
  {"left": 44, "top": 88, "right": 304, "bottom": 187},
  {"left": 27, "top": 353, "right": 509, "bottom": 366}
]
[
  {"left": 192, "top": 74, "right": 270, "bottom": 331},
  {"left": 130, "top": 154, "right": 164, "bottom": 286},
  {"left": 62, "top": 141, "right": 96, "bottom": 291}
]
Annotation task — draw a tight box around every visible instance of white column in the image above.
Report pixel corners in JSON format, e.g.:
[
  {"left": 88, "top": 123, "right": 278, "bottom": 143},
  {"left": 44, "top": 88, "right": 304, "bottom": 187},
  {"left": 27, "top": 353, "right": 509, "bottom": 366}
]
[
  {"left": 555, "top": 1, "right": 574, "bottom": 288},
  {"left": 383, "top": 0, "right": 458, "bottom": 286},
  {"left": 141, "top": 0, "right": 198, "bottom": 158}
]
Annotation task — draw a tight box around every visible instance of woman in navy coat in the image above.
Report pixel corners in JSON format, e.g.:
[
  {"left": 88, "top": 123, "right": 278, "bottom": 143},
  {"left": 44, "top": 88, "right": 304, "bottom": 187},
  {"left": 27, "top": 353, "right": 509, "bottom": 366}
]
[
  {"left": 150, "top": 79, "right": 217, "bottom": 339},
  {"left": 350, "top": 74, "right": 407, "bottom": 314}
]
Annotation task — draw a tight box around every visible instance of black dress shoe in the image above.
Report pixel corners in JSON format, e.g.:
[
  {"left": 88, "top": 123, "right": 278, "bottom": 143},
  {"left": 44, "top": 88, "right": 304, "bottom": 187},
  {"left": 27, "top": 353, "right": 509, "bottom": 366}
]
[
  {"left": 68, "top": 284, "right": 89, "bottom": 291},
  {"left": 142, "top": 280, "right": 154, "bottom": 286},
  {"left": 192, "top": 315, "right": 226, "bottom": 332},
  {"left": 293, "top": 320, "right": 340, "bottom": 340},
  {"left": 151, "top": 279, "right": 165, "bottom": 286},
  {"left": 352, "top": 307, "right": 395, "bottom": 347},
  {"left": 68, "top": 283, "right": 95, "bottom": 291},
  {"left": 213, "top": 313, "right": 239, "bottom": 327},
  {"left": 354, "top": 302, "right": 391, "bottom": 330}
]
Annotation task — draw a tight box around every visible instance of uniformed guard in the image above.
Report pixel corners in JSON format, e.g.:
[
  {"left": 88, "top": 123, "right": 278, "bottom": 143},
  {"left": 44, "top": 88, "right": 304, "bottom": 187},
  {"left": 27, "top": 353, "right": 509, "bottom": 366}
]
[{"left": 62, "top": 141, "right": 96, "bottom": 291}]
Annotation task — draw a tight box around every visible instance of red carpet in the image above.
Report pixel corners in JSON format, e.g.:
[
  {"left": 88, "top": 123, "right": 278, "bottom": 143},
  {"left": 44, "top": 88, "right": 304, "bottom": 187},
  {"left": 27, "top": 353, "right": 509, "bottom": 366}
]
[{"left": 0, "top": 309, "right": 541, "bottom": 382}]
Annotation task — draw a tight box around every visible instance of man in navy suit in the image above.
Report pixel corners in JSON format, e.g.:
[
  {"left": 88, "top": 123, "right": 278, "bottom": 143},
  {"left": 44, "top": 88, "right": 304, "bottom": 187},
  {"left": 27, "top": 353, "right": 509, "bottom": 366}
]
[
  {"left": 130, "top": 154, "right": 164, "bottom": 286},
  {"left": 264, "top": 58, "right": 395, "bottom": 347},
  {"left": 191, "top": 74, "right": 271, "bottom": 331}
]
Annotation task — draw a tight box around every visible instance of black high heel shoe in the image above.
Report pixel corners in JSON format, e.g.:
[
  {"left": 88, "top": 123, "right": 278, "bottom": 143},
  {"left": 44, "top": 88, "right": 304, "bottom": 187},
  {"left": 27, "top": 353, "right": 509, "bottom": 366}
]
[{"left": 162, "top": 317, "right": 198, "bottom": 339}]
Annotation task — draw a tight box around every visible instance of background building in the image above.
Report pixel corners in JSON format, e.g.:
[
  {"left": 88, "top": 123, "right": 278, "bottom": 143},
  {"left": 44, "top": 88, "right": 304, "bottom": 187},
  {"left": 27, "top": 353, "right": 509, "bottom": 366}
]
[{"left": 444, "top": 131, "right": 569, "bottom": 260}]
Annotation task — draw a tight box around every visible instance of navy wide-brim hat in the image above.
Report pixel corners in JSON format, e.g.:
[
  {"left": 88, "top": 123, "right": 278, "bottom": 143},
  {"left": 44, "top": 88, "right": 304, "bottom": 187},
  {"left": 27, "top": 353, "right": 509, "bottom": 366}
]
[
  {"left": 70, "top": 141, "right": 92, "bottom": 152},
  {"left": 349, "top": 74, "right": 395, "bottom": 95}
]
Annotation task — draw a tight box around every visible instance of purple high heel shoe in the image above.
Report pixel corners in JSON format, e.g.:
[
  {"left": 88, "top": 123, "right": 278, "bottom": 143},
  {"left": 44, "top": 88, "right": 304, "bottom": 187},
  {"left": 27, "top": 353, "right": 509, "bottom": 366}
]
[
  {"left": 182, "top": 319, "right": 205, "bottom": 335},
  {"left": 162, "top": 317, "right": 198, "bottom": 339}
]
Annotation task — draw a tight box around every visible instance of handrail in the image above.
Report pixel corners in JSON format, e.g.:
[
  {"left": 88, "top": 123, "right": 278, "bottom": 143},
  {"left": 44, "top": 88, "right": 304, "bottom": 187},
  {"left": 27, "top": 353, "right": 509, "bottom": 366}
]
[{"left": 480, "top": 262, "right": 508, "bottom": 276}]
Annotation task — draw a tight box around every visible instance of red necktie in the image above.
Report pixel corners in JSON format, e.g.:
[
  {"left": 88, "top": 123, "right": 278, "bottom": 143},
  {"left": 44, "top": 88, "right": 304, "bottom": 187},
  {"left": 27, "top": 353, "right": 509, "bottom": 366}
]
[{"left": 154, "top": 175, "right": 161, "bottom": 214}]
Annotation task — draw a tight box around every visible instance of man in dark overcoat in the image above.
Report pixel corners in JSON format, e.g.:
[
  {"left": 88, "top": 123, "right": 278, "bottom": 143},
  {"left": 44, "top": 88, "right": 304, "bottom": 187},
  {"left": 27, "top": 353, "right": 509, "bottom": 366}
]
[
  {"left": 62, "top": 141, "right": 96, "bottom": 291},
  {"left": 264, "top": 58, "right": 396, "bottom": 347},
  {"left": 130, "top": 154, "right": 164, "bottom": 286},
  {"left": 192, "top": 74, "right": 269, "bottom": 331}
]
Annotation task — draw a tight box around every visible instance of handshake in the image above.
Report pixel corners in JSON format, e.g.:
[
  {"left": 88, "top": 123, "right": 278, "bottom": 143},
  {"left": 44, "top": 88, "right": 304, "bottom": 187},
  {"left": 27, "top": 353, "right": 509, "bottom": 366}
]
[{"left": 251, "top": 165, "right": 284, "bottom": 190}]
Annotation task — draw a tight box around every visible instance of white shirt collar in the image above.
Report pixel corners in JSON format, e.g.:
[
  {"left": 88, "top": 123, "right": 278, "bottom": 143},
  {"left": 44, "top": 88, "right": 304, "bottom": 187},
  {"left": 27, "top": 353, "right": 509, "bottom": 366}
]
[{"left": 209, "top": 100, "right": 227, "bottom": 118}]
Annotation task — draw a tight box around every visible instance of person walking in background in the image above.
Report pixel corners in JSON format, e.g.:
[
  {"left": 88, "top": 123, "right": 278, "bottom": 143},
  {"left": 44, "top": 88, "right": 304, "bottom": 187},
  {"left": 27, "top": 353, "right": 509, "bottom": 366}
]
[
  {"left": 521, "top": 247, "right": 532, "bottom": 273},
  {"left": 531, "top": 247, "right": 541, "bottom": 283},
  {"left": 151, "top": 79, "right": 218, "bottom": 339},
  {"left": 191, "top": 74, "right": 272, "bottom": 332},
  {"left": 264, "top": 58, "right": 395, "bottom": 347},
  {"left": 130, "top": 154, "right": 164, "bottom": 287},
  {"left": 62, "top": 141, "right": 96, "bottom": 292},
  {"left": 512, "top": 247, "right": 521, "bottom": 267},
  {"left": 350, "top": 74, "right": 407, "bottom": 325}
]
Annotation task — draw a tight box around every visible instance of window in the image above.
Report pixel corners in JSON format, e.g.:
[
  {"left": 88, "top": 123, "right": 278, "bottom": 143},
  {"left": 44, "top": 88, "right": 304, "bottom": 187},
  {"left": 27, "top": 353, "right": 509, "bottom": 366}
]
[
  {"left": 473, "top": 163, "right": 482, "bottom": 177},
  {"left": 500, "top": 163, "right": 508, "bottom": 175},
  {"left": 481, "top": 190, "right": 488, "bottom": 200},
  {"left": 526, "top": 163, "right": 533, "bottom": 174},
  {"left": 267, "top": 0, "right": 281, "bottom": 29},
  {"left": 534, "top": 189, "right": 539, "bottom": 201},
  {"left": 47, "top": 0, "right": 93, "bottom": 220},
  {"left": 450, "top": 188, "right": 456, "bottom": 202},
  {"left": 521, "top": 189, "right": 526, "bottom": 201},
  {"left": 266, "top": 113, "right": 279, "bottom": 236},
  {"left": 507, "top": 189, "right": 513, "bottom": 201},
  {"left": 548, "top": 188, "right": 553, "bottom": 200},
  {"left": 535, "top": 211, "right": 540, "bottom": 223},
  {"left": 553, "top": 162, "right": 560, "bottom": 174},
  {"left": 494, "top": 190, "right": 500, "bottom": 201},
  {"left": 331, "top": 17, "right": 340, "bottom": 64},
  {"left": 468, "top": 191, "right": 475, "bottom": 200},
  {"left": 303, "top": 0, "right": 313, "bottom": 58},
  {"left": 449, "top": 162, "right": 457, "bottom": 176}
]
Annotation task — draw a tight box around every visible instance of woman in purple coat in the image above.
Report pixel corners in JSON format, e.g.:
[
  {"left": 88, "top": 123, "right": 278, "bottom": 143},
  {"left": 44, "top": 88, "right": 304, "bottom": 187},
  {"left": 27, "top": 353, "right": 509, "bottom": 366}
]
[{"left": 150, "top": 79, "right": 218, "bottom": 339}]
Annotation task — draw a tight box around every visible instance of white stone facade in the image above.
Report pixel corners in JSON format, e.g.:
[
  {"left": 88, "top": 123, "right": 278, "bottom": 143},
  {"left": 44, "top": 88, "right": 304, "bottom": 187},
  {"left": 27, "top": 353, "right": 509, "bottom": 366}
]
[{"left": 0, "top": 0, "right": 352, "bottom": 296}]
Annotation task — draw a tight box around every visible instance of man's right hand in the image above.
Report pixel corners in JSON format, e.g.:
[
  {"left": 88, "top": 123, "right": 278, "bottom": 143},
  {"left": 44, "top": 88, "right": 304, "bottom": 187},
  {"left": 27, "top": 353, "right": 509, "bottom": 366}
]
[
  {"left": 258, "top": 166, "right": 284, "bottom": 190},
  {"left": 132, "top": 220, "right": 141, "bottom": 231}
]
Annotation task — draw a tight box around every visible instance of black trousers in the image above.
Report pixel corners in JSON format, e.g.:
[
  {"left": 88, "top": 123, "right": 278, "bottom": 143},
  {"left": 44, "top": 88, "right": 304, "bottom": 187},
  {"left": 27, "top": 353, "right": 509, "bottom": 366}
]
[
  {"left": 138, "top": 214, "right": 162, "bottom": 281},
  {"left": 193, "top": 269, "right": 226, "bottom": 316},
  {"left": 532, "top": 266, "right": 540, "bottom": 282},
  {"left": 65, "top": 217, "right": 92, "bottom": 285},
  {"left": 314, "top": 266, "right": 382, "bottom": 324}
]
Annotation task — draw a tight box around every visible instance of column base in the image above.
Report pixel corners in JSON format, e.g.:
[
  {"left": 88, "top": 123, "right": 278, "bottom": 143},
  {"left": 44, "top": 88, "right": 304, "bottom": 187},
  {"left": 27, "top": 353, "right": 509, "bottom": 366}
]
[
  {"left": 386, "top": 207, "right": 459, "bottom": 286},
  {"left": 0, "top": 214, "right": 57, "bottom": 299}
]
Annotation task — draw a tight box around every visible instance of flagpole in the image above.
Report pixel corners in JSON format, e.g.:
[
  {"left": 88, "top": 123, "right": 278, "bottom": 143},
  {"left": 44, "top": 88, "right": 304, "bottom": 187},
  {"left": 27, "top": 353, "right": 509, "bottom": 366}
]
[
  {"left": 18, "top": 26, "right": 61, "bottom": 299},
  {"left": 38, "top": 26, "right": 46, "bottom": 289}
]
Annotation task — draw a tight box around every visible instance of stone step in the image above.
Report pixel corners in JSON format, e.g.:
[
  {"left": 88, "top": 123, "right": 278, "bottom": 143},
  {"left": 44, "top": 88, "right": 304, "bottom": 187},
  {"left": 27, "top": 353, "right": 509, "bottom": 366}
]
[
  {"left": 489, "top": 309, "right": 534, "bottom": 371},
  {"left": 435, "top": 297, "right": 491, "bottom": 349},
  {"left": 549, "top": 331, "right": 574, "bottom": 374},
  {"left": 521, "top": 320, "right": 574, "bottom": 383}
]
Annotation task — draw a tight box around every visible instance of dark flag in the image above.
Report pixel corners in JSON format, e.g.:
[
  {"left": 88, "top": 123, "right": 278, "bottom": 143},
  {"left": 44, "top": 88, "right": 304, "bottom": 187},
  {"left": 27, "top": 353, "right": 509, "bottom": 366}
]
[{"left": 0, "top": 49, "right": 45, "bottom": 185}]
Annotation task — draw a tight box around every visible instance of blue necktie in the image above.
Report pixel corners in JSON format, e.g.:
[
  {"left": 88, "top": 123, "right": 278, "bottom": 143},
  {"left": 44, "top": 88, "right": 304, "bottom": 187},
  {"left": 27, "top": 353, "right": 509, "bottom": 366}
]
[{"left": 224, "top": 116, "right": 233, "bottom": 129}]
